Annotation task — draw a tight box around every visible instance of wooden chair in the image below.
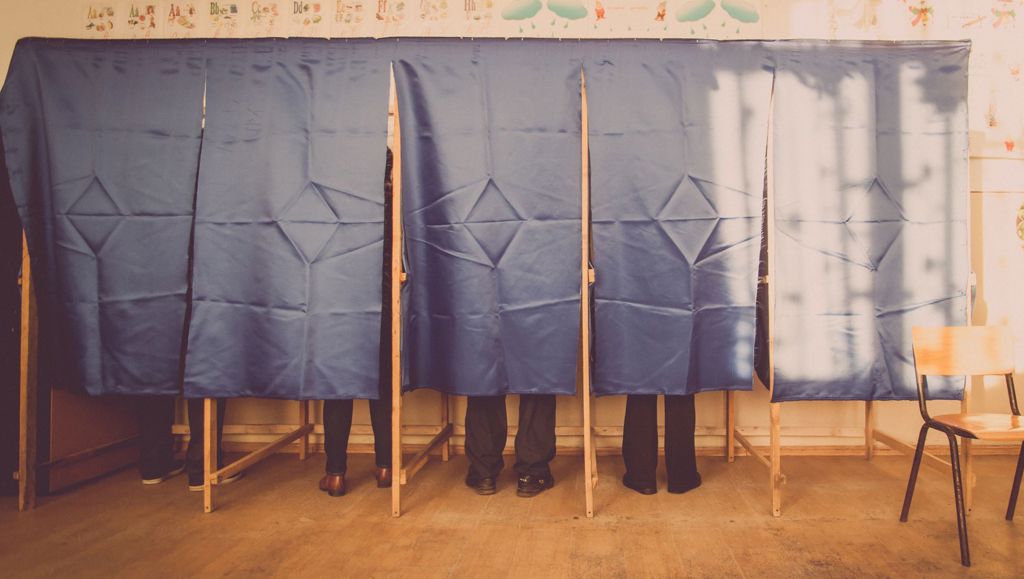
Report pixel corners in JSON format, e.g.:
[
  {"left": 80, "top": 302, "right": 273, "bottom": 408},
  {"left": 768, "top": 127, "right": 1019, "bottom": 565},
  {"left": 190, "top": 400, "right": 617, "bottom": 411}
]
[{"left": 900, "top": 326, "right": 1024, "bottom": 567}]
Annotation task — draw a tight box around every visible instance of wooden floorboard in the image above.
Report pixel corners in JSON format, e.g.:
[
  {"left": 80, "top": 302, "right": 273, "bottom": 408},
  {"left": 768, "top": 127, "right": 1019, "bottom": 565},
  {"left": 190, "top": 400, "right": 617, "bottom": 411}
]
[{"left": 1, "top": 454, "right": 1022, "bottom": 577}]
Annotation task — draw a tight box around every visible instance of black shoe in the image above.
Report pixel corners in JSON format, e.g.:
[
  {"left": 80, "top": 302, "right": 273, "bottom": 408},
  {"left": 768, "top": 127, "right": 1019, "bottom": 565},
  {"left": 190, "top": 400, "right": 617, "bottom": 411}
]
[
  {"left": 465, "top": 475, "right": 497, "bottom": 495},
  {"left": 188, "top": 465, "right": 244, "bottom": 492},
  {"left": 622, "top": 474, "right": 657, "bottom": 495},
  {"left": 667, "top": 474, "right": 702, "bottom": 494},
  {"left": 141, "top": 459, "right": 186, "bottom": 485},
  {"left": 516, "top": 474, "right": 554, "bottom": 498}
]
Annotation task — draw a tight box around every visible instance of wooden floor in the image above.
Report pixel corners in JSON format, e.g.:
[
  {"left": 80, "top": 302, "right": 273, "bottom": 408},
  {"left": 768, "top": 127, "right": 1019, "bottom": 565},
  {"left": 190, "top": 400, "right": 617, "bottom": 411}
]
[{"left": 1, "top": 452, "right": 1022, "bottom": 578}]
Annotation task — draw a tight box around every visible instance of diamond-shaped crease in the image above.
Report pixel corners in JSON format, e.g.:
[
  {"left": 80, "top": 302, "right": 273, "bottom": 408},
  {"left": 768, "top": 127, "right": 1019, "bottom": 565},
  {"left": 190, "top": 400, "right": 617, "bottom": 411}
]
[
  {"left": 689, "top": 177, "right": 760, "bottom": 219},
  {"left": 464, "top": 221, "right": 523, "bottom": 266},
  {"left": 68, "top": 176, "right": 121, "bottom": 215},
  {"left": 279, "top": 221, "right": 340, "bottom": 264},
  {"left": 657, "top": 175, "right": 717, "bottom": 221},
  {"left": 67, "top": 215, "right": 123, "bottom": 255},
  {"left": 465, "top": 179, "right": 523, "bottom": 223},
  {"left": 847, "top": 178, "right": 905, "bottom": 223},
  {"left": 282, "top": 183, "right": 338, "bottom": 223},
  {"left": 655, "top": 217, "right": 719, "bottom": 267}
]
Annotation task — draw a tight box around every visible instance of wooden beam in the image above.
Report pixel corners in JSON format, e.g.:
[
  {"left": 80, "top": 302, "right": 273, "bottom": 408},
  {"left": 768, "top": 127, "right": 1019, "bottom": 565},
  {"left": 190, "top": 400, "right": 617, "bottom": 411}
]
[
  {"left": 770, "top": 402, "right": 782, "bottom": 517},
  {"left": 874, "top": 429, "right": 951, "bottom": 473},
  {"left": 399, "top": 423, "right": 453, "bottom": 485},
  {"left": 389, "top": 68, "right": 404, "bottom": 518},
  {"left": 203, "top": 398, "right": 218, "bottom": 513},
  {"left": 734, "top": 430, "right": 771, "bottom": 471},
  {"left": 212, "top": 424, "right": 314, "bottom": 483},
  {"left": 173, "top": 424, "right": 444, "bottom": 436},
  {"left": 38, "top": 436, "right": 139, "bottom": 471},
  {"left": 865, "top": 400, "right": 875, "bottom": 461},
  {"left": 298, "top": 400, "right": 309, "bottom": 461},
  {"left": 580, "top": 69, "right": 595, "bottom": 519},
  {"left": 726, "top": 391, "right": 736, "bottom": 463},
  {"left": 18, "top": 234, "right": 38, "bottom": 512}
]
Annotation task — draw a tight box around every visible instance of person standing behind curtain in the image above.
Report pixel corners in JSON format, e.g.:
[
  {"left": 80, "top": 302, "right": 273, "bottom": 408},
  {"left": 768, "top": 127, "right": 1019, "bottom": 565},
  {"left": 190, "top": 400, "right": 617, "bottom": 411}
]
[
  {"left": 318, "top": 148, "right": 394, "bottom": 497},
  {"left": 620, "top": 394, "right": 701, "bottom": 495}
]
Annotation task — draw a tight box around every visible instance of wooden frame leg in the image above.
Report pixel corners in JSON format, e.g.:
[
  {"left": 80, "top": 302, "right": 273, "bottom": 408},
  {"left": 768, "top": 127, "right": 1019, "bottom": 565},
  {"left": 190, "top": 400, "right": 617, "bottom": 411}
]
[
  {"left": 441, "top": 393, "right": 450, "bottom": 462},
  {"left": 865, "top": 400, "right": 875, "bottom": 461},
  {"left": 203, "top": 398, "right": 218, "bottom": 514},
  {"left": 298, "top": 400, "right": 310, "bottom": 461},
  {"left": 960, "top": 395, "right": 974, "bottom": 513},
  {"left": 18, "top": 233, "right": 38, "bottom": 512},
  {"left": 946, "top": 432, "right": 971, "bottom": 567},
  {"left": 900, "top": 423, "right": 929, "bottom": 522},
  {"left": 770, "top": 402, "right": 781, "bottom": 517},
  {"left": 725, "top": 391, "right": 736, "bottom": 463}
]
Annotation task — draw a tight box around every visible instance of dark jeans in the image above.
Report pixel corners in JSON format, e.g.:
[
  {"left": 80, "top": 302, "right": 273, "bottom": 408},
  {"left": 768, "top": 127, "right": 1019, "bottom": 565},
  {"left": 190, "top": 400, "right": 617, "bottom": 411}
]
[
  {"left": 465, "top": 394, "right": 556, "bottom": 480},
  {"left": 135, "top": 396, "right": 175, "bottom": 478},
  {"left": 323, "top": 380, "right": 392, "bottom": 474},
  {"left": 622, "top": 394, "right": 699, "bottom": 488},
  {"left": 186, "top": 398, "right": 226, "bottom": 476},
  {"left": 135, "top": 397, "right": 226, "bottom": 478}
]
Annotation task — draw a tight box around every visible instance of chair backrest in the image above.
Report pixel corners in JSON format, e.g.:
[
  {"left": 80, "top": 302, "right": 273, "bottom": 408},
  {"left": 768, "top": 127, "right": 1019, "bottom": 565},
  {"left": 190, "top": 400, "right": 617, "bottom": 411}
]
[{"left": 912, "top": 326, "right": 1015, "bottom": 377}]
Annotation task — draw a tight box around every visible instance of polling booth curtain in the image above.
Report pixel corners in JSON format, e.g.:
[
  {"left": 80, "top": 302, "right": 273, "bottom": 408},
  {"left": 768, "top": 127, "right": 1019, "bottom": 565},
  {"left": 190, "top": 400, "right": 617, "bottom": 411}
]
[
  {"left": 394, "top": 39, "right": 582, "bottom": 396},
  {"left": 183, "top": 39, "right": 393, "bottom": 400},
  {"left": 585, "top": 41, "right": 773, "bottom": 396},
  {"left": 771, "top": 41, "right": 969, "bottom": 401},
  {"left": 0, "top": 39, "right": 205, "bottom": 396}
]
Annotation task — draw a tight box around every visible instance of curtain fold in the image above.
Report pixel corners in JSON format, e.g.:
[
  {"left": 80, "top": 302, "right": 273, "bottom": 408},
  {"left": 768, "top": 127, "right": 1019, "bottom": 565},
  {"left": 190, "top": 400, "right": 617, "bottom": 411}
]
[
  {"left": 585, "top": 40, "right": 773, "bottom": 396},
  {"left": 0, "top": 38, "right": 206, "bottom": 396},
  {"left": 183, "top": 39, "right": 393, "bottom": 400},
  {"left": 394, "top": 39, "right": 583, "bottom": 396},
  {"left": 770, "top": 41, "right": 970, "bottom": 401}
]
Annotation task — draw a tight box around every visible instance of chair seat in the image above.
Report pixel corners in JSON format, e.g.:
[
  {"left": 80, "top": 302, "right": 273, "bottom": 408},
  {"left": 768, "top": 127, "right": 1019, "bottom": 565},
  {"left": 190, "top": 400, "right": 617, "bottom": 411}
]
[{"left": 933, "top": 413, "right": 1024, "bottom": 441}]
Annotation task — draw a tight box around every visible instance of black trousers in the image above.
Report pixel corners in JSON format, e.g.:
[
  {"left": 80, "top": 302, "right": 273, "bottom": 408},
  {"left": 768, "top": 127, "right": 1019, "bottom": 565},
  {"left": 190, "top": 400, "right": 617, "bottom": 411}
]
[
  {"left": 323, "top": 380, "right": 392, "bottom": 474},
  {"left": 622, "top": 394, "right": 698, "bottom": 488},
  {"left": 135, "top": 397, "right": 225, "bottom": 477},
  {"left": 465, "top": 394, "right": 556, "bottom": 480}
]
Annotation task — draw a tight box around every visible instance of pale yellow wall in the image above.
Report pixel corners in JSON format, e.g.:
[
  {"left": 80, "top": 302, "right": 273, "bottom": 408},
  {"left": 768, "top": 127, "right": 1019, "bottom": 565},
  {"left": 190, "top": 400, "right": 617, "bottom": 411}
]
[{"left": 2, "top": 1, "right": 1022, "bottom": 455}]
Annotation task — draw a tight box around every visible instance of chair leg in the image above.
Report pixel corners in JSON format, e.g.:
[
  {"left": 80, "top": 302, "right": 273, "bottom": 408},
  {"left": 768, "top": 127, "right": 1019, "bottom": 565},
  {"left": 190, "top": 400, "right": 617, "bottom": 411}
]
[
  {"left": 947, "top": 433, "right": 971, "bottom": 567},
  {"left": 900, "top": 424, "right": 929, "bottom": 522},
  {"left": 1007, "top": 442, "right": 1024, "bottom": 521}
]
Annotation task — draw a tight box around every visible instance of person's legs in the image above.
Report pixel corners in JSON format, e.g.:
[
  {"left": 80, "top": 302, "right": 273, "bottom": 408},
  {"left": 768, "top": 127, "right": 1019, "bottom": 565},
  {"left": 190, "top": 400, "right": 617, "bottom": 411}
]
[
  {"left": 514, "top": 394, "right": 556, "bottom": 478},
  {"left": 135, "top": 396, "right": 181, "bottom": 483},
  {"left": 323, "top": 399, "right": 354, "bottom": 475},
  {"left": 622, "top": 394, "right": 658, "bottom": 493},
  {"left": 664, "top": 393, "right": 701, "bottom": 493},
  {"left": 464, "top": 395, "right": 507, "bottom": 488}
]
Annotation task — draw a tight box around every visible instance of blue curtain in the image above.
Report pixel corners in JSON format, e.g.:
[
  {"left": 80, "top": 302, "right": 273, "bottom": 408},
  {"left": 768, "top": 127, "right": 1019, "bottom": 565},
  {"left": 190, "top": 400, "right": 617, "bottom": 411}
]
[
  {"left": 585, "top": 41, "right": 773, "bottom": 396},
  {"left": 394, "top": 39, "right": 582, "bottom": 396},
  {"left": 0, "top": 39, "right": 205, "bottom": 396},
  {"left": 770, "top": 41, "right": 969, "bottom": 401},
  {"left": 183, "top": 39, "right": 393, "bottom": 400}
]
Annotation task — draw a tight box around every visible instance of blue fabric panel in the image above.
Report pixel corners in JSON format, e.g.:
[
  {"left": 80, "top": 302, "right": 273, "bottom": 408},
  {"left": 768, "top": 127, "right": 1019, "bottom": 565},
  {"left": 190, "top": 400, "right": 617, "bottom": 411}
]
[
  {"left": 585, "top": 41, "right": 773, "bottom": 396},
  {"left": 771, "top": 41, "right": 969, "bottom": 401},
  {"left": 395, "top": 39, "right": 582, "bottom": 396},
  {"left": 184, "top": 39, "right": 392, "bottom": 400},
  {"left": 0, "top": 39, "right": 205, "bottom": 396}
]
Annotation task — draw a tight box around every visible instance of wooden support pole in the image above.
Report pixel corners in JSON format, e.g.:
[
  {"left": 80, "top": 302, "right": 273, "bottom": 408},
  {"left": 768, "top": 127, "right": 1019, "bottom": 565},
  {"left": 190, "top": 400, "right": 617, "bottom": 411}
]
[
  {"left": 203, "top": 398, "right": 218, "bottom": 513},
  {"left": 865, "top": 400, "right": 875, "bottom": 461},
  {"left": 441, "top": 393, "right": 450, "bottom": 462},
  {"left": 580, "top": 70, "right": 595, "bottom": 519},
  {"left": 298, "top": 400, "right": 310, "bottom": 461},
  {"left": 18, "top": 234, "right": 38, "bottom": 512},
  {"left": 389, "top": 68, "right": 404, "bottom": 518},
  {"left": 726, "top": 391, "right": 736, "bottom": 463},
  {"left": 770, "top": 402, "right": 782, "bottom": 517}
]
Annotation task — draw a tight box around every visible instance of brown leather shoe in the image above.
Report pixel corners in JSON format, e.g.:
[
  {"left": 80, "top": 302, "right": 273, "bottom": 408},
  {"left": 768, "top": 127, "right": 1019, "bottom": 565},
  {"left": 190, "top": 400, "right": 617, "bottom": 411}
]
[
  {"left": 375, "top": 467, "right": 392, "bottom": 488},
  {"left": 319, "top": 474, "right": 345, "bottom": 497}
]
